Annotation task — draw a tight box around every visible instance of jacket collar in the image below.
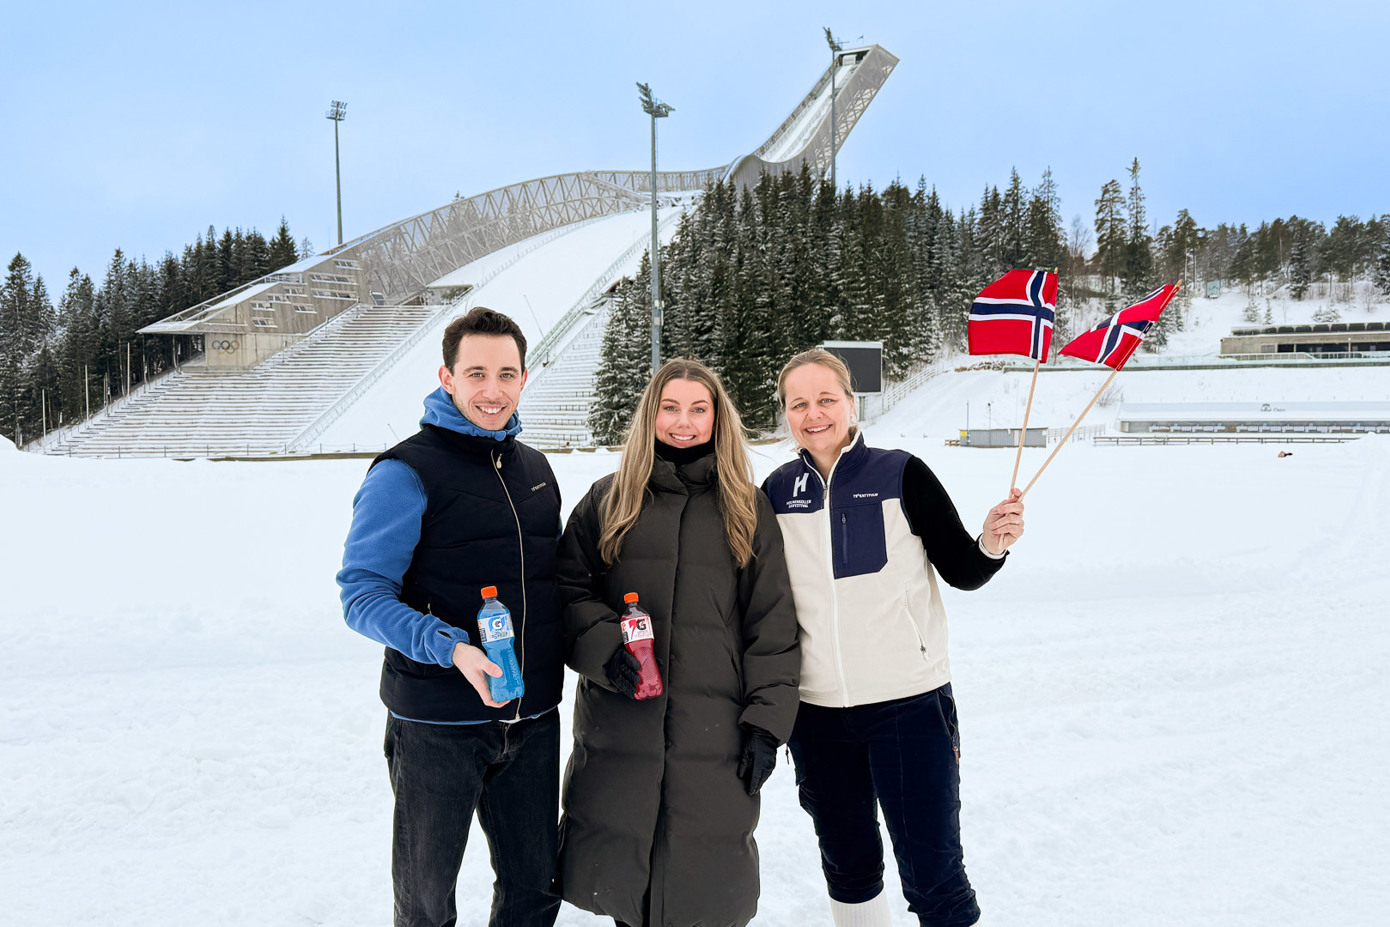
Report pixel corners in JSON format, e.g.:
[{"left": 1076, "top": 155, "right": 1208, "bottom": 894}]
[
  {"left": 420, "top": 386, "right": 522, "bottom": 441},
  {"left": 798, "top": 428, "right": 868, "bottom": 483}
]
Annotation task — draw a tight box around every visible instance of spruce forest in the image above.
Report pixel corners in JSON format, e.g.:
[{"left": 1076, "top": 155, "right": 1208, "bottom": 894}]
[
  {"left": 0, "top": 221, "right": 304, "bottom": 445},
  {"left": 591, "top": 162, "right": 1390, "bottom": 442},
  {"left": 3, "top": 161, "right": 1388, "bottom": 449}
]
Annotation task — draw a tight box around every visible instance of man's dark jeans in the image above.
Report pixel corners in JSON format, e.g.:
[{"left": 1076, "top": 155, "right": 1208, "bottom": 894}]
[
  {"left": 384, "top": 709, "right": 561, "bottom": 927},
  {"left": 788, "top": 685, "right": 980, "bottom": 927}
]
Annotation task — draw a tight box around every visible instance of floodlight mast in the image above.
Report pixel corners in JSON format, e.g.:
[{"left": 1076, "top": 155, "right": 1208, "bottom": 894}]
[
  {"left": 637, "top": 82, "right": 673, "bottom": 373},
  {"left": 326, "top": 100, "right": 348, "bottom": 246},
  {"left": 824, "top": 28, "right": 843, "bottom": 191}
]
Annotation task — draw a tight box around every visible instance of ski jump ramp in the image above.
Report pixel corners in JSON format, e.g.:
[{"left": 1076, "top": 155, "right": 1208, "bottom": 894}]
[
  {"left": 139, "top": 45, "right": 897, "bottom": 368},
  {"left": 51, "top": 46, "right": 898, "bottom": 457}
]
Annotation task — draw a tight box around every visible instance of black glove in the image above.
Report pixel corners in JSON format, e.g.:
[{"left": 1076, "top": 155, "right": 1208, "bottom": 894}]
[
  {"left": 737, "top": 725, "right": 780, "bottom": 796},
  {"left": 604, "top": 647, "right": 643, "bottom": 699}
]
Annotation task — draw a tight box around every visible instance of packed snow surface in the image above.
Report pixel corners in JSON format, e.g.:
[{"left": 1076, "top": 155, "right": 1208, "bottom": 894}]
[
  {"left": 316, "top": 207, "right": 681, "bottom": 451},
  {"left": 3, "top": 355, "right": 1388, "bottom": 925}
]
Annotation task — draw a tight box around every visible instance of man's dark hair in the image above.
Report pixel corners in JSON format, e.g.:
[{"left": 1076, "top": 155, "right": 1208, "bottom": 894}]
[{"left": 441, "top": 307, "right": 528, "bottom": 370}]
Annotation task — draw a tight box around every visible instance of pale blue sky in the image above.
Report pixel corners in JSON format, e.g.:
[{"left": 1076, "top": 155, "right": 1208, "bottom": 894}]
[{"left": 2, "top": 0, "right": 1386, "bottom": 289}]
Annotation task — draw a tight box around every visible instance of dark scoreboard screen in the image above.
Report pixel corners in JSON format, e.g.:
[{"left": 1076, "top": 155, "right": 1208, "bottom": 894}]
[{"left": 818, "top": 341, "right": 883, "bottom": 394}]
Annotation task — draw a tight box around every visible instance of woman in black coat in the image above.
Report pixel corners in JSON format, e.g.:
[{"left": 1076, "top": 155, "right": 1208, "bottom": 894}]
[{"left": 557, "top": 358, "right": 801, "bottom": 927}]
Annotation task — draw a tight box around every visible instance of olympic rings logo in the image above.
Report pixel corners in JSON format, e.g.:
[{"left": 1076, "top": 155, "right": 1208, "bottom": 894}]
[{"left": 210, "top": 340, "right": 239, "bottom": 353}]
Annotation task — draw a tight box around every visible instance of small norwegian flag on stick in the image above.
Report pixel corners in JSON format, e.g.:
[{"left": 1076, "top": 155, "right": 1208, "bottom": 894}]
[
  {"left": 1058, "top": 284, "right": 1180, "bottom": 370},
  {"left": 968, "top": 269, "right": 1058, "bottom": 362},
  {"left": 1018, "top": 282, "right": 1182, "bottom": 499},
  {"left": 967, "top": 269, "right": 1059, "bottom": 492}
]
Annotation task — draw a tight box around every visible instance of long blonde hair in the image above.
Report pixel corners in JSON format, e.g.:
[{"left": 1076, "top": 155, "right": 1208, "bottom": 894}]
[{"left": 599, "top": 359, "right": 759, "bottom": 567}]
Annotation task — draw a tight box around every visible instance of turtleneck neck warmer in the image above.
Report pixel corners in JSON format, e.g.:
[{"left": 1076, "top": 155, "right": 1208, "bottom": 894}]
[{"left": 654, "top": 438, "right": 715, "bottom": 466}]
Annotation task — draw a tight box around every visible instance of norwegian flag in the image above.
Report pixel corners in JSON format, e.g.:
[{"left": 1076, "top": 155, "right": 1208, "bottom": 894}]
[
  {"left": 1059, "top": 284, "right": 1181, "bottom": 370},
  {"left": 968, "top": 269, "right": 1058, "bottom": 362}
]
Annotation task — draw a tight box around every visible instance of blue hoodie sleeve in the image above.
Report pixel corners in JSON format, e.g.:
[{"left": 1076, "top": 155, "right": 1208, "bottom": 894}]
[{"left": 337, "top": 459, "right": 472, "bottom": 666}]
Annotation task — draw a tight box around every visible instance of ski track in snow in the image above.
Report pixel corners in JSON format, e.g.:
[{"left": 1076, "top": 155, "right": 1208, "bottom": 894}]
[{"left": 3, "top": 359, "right": 1390, "bottom": 923}]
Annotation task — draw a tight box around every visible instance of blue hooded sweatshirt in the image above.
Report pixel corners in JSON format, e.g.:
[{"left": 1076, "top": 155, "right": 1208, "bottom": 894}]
[{"left": 337, "top": 387, "right": 523, "bottom": 670}]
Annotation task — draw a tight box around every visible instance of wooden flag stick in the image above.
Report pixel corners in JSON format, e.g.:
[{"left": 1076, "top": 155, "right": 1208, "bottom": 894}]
[
  {"left": 1018, "top": 365, "right": 1119, "bottom": 500},
  {"left": 1010, "top": 358, "right": 1040, "bottom": 493},
  {"left": 1008, "top": 268, "right": 1058, "bottom": 493}
]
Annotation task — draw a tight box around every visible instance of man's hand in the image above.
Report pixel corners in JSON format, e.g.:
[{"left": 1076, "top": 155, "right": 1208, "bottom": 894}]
[
  {"left": 981, "top": 488, "right": 1025, "bottom": 556},
  {"left": 452, "top": 642, "right": 510, "bottom": 708}
]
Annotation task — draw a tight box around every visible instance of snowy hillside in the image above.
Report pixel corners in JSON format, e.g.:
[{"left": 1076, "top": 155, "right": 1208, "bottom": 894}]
[{"left": 3, "top": 354, "right": 1388, "bottom": 925}]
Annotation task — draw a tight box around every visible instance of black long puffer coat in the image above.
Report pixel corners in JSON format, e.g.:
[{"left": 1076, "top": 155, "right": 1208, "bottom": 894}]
[{"left": 557, "top": 452, "right": 800, "bottom": 927}]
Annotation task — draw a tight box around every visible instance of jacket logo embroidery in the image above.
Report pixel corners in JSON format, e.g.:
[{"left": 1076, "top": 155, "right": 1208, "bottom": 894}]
[
  {"left": 531, "top": 482, "right": 548, "bottom": 492},
  {"left": 792, "top": 473, "right": 809, "bottom": 497}
]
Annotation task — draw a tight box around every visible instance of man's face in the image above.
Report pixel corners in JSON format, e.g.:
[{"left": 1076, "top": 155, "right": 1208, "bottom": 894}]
[{"left": 438, "top": 334, "right": 527, "bottom": 432}]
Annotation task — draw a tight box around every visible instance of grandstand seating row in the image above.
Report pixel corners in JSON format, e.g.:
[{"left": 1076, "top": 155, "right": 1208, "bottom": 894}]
[{"left": 48, "top": 303, "right": 441, "bottom": 457}]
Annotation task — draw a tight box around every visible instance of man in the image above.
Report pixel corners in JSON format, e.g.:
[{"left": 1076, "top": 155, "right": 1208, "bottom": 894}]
[{"left": 338, "top": 306, "right": 563, "bottom": 927}]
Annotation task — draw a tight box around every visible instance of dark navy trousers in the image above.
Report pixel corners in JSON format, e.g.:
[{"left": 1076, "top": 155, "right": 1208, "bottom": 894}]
[
  {"left": 788, "top": 685, "right": 980, "bottom": 926},
  {"left": 384, "top": 710, "right": 561, "bottom": 927}
]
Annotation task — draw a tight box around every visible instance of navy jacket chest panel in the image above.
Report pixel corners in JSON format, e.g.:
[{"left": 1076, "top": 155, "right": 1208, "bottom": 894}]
[{"left": 829, "top": 450, "right": 907, "bottom": 579}]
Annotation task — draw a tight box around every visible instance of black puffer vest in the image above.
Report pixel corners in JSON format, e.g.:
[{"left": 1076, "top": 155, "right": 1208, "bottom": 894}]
[{"left": 372, "top": 424, "right": 563, "bottom": 722}]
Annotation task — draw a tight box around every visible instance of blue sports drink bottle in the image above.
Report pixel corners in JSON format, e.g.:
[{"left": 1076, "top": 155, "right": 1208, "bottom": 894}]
[{"left": 477, "top": 586, "right": 525, "bottom": 703}]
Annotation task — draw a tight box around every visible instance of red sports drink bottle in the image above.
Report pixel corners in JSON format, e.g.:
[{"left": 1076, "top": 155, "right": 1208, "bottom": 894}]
[{"left": 620, "top": 592, "right": 663, "bottom": 700}]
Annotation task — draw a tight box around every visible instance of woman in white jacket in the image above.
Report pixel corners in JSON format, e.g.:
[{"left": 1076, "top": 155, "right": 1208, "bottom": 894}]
[{"left": 761, "top": 349, "right": 1024, "bottom": 927}]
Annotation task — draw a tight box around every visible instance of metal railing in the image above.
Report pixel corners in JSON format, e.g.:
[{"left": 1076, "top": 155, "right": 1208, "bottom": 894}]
[
  {"left": 285, "top": 221, "right": 591, "bottom": 453},
  {"left": 1094, "top": 434, "right": 1359, "bottom": 446},
  {"left": 528, "top": 209, "right": 684, "bottom": 372},
  {"left": 1048, "top": 424, "right": 1105, "bottom": 444}
]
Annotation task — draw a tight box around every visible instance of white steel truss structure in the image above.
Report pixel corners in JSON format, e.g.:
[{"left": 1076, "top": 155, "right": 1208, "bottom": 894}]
[{"left": 139, "top": 45, "right": 897, "bottom": 368}]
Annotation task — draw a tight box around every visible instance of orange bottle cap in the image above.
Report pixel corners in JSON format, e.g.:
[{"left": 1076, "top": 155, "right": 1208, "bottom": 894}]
[
  {"left": 481, "top": 585, "right": 498, "bottom": 598},
  {"left": 624, "top": 592, "right": 639, "bottom": 604}
]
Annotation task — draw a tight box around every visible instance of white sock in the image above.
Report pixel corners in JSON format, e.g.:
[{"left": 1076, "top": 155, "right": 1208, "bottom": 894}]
[{"left": 829, "top": 891, "right": 893, "bottom": 927}]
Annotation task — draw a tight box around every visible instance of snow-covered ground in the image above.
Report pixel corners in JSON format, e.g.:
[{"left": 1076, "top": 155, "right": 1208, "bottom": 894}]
[{"left": 3, "top": 341, "right": 1389, "bottom": 924}]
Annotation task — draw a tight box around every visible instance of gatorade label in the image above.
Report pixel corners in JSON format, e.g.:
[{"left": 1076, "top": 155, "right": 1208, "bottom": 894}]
[
  {"left": 478, "top": 614, "right": 515, "bottom": 643},
  {"left": 621, "top": 616, "right": 653, "bottom": 644}
]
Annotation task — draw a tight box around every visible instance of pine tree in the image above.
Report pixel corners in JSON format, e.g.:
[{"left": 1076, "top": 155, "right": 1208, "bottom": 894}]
[
  {"left": 1375, "top": 217, "right": 1390, "bottom": 297},
  {"left": 1, "top": 254, "right": 38, "bottom": 441},
  {"left": 57, "top": 269, "right": 98, "bottom": 420},
  {"left": 269, "top": 218, "right": 298, "bottom": 270},
  {"left": 1120, "top": 158, "right": 1156, "bottom": 302},
  {"left": 1025, "top": 167, "right": 1066, "bottom": 274},
  {"left": 1094, "top": 179, "right": 1126, "bottom": 293},
  {"left": 999, "top": 169, "right": 1028, "bottom": 269},
  {"left": 591, "top": 263, "right": 656, "bottom": 444},
  {"left": 1289, "top": 230, "right": 1314, "bottom": 300}
]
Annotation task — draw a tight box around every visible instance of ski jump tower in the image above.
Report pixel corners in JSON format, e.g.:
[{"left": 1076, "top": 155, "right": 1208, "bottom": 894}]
[{"left": 48, "top": 44, "right": 897, "bottom": 456}]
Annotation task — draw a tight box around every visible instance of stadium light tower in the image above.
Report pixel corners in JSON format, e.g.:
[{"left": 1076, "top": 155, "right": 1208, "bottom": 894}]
[
  {"left": 637, "top": 82, "right": 673, "bottom": 373},
  {"left": 326, "top": 100, "right": 347, "bottom": 246},
  {"left": 824, "top": 28, "right": 842, "bottom": 191}
]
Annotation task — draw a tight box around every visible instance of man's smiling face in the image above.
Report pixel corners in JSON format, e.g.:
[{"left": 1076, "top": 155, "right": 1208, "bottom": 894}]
[{"left": 438, "top": 334, "right": 527, "bottom": 431}]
